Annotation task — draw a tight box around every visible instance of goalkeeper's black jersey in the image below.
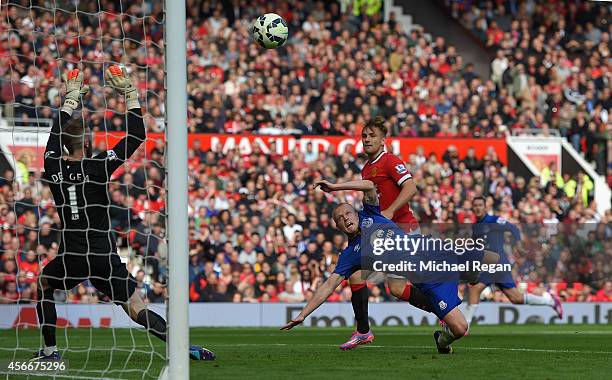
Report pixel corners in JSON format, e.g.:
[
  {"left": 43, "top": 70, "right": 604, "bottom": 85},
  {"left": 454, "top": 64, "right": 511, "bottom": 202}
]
[{"left": 43, "top": 109, "right": 145, "bottom": 254}]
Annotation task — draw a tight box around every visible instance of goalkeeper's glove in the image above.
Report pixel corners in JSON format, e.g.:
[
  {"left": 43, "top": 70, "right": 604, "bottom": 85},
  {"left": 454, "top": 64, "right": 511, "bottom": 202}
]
[
  {"left": 105, "top": 65, "right": 140, "bottom": 110},
  {"left": 61, "top": 69, "right": 89, "bottom": 116}
]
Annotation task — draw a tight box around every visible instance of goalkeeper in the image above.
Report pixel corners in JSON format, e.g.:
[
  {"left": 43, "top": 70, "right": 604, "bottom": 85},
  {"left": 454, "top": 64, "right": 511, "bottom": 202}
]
[{"left": 33, "top": 66, "right": 214, "bottom": 361}]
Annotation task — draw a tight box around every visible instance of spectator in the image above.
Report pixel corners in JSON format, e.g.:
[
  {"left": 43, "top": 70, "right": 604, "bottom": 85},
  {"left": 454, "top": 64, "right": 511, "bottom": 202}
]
[{"left": 147, "top": 282, "right": 166, "bottom": 303}]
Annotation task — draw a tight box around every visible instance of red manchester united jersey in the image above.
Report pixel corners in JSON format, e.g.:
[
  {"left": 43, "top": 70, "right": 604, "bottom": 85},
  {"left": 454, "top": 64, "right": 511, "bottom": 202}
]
[{"left": 361, "top": 151, "right": 419, "bottom": 231}]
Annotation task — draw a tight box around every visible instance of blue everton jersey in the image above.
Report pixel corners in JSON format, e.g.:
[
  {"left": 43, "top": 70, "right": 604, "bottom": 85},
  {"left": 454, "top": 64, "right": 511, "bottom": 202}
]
[
  {"left": 333, "top": 203, "right": 397, "bottom": 278},
  {"left": 472, "top": 214, "right": 520, "bottom": 263},
  {"left": 332, "top": 202, "right": 466, "bottom": 319}
]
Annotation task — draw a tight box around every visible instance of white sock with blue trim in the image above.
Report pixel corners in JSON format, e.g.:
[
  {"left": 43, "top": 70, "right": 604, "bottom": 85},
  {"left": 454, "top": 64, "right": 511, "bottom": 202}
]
[
  {"left": 524, "top": 293, "right": 554, "bottom": 306},
  {"left": 465, "top": 304, "right": 478, "bottom": 326}
]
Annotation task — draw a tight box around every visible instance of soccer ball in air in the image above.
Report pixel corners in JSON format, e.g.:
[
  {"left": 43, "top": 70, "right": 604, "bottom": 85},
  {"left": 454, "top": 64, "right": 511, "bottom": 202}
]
[{"left": 252, "top": 13, "right": 289, "bottom": 49}]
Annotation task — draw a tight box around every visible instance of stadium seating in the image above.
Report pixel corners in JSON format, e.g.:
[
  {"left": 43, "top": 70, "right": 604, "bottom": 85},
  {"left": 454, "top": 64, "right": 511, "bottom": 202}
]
[{"left": 445, "top": 0, "right": 610, "bottom": 174}]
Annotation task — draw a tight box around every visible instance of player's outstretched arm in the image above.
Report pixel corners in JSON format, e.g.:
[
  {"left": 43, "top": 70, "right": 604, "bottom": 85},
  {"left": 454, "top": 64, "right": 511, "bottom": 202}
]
[
  {"left": 314, "top": 179, "right": 375, "bottom": 193},
  {"left": 280, "top": 273, "right": 345, "bottom": 331},
  {"left": 314, "top": 179, "right": 379, "bottom": 206},
  {"left": 94, "top": 65, "right": 145, "bottom": 176}
]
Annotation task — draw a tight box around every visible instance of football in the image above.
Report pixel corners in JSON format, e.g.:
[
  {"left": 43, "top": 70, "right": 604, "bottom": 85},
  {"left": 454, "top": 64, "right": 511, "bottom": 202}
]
[{"left": 252, "top": 13, "right": 288, "bottom": 49}]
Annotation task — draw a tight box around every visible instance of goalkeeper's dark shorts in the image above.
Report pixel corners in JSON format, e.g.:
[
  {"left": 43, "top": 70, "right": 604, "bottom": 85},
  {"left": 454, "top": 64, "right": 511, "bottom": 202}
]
[{"left": 41, "top": 251, "right": 137, "bottom": 305}]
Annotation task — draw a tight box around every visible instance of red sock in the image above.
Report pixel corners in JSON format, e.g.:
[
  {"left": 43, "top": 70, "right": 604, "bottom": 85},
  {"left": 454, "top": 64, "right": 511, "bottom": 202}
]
[
  {"left": 351, "top": 283, "right": 366, "bottom": 292},
  {"left": 399, "top": 284, "right": 411, "bottom": 302}
]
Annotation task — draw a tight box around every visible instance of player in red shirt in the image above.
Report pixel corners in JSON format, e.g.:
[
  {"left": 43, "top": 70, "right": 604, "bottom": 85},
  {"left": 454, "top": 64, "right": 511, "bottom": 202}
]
[
  {"left": 361, "top": 121, "right": 419, "bottom": 231},
  {"left": 336, "top": 117, "right": 434, "bottom": 350}
]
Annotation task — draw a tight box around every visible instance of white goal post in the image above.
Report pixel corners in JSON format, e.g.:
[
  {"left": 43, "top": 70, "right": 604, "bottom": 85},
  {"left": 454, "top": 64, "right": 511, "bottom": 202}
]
[
  {"left": 0, "top": 0, "right": 189, "bottom": 378},
  {"left": 164, "top": 0, "right": 189, "bottom": 378}
]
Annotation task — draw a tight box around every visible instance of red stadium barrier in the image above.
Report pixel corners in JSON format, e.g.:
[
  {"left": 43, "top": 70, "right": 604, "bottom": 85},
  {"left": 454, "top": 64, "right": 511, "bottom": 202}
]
[{"left": 93, "top": 133, "right": 508, "bottom": 164}]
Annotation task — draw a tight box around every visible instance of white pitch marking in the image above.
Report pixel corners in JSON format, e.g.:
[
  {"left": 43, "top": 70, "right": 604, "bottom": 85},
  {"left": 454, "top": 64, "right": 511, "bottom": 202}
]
[{"left": 205, "top": 343, "right": 612, "bottom": 355}]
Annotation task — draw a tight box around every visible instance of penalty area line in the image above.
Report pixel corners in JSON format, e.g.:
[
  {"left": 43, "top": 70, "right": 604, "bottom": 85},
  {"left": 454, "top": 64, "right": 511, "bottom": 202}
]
[
  {"left": 6, "top": 342, "right": 612, "bottom": 356},
  {"left": 208, "top": 343, "right": 612, "bottom": 355},
  {"left": 190, "top": 330, "right": 612, "bottom": 337}
]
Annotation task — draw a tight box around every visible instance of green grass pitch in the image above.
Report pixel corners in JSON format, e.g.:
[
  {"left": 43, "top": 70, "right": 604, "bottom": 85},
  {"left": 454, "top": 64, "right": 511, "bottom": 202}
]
[{"left": 1, "top": 325, "right": 611, "bottom": 379}]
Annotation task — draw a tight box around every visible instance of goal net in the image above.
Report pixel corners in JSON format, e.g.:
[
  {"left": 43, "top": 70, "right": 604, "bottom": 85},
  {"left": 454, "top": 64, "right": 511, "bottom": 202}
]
[{"left": 0, "top": 0, "right": 168, "bottom": 378}]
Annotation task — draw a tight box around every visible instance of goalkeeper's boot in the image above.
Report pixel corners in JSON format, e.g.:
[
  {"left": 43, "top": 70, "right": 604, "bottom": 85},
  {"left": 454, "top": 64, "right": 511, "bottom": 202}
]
[
  {"left": 189, "top": 345, "right": 216, "bottom": 361},
  {"left": 433, "top": 331, "right": 454, "bottom": 354},
  {"left": 30, "top": 349, "right": 61, "bottom": 361},
  {"left": 339, "top": 330, "right": 374, "bottom": 350},
  {"left": 551, "top": 293, "right": 564, "bottom": 319}
]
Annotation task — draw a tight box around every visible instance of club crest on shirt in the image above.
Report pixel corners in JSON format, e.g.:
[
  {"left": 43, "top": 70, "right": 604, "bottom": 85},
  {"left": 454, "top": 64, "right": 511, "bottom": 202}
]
[
  {"left": 395, "top": 164, "right": 407, "bottom": 174},
  {"left": 361, "top": 217, "right": 373, "bottom": 228},
  {"left": 369, "top": 168, "right": 378, "bottom": 177},
  {"left": 439, "top": 300, "right": 447, "bottom": 310},
  {"left": 107, "top": 150, "right": 118, "bottom": 161}
]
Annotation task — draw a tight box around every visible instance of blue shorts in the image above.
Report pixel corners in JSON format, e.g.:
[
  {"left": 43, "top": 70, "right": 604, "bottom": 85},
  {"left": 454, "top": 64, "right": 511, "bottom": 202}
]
[
  {"left": 480, "top": 271, "right": 516, "bottom": 290},
  {"left": 494, "top": 281, "right": 517, "bottom": 290},
  {"left": 417, "top": 282, "right": 461, "bottom": 320}
]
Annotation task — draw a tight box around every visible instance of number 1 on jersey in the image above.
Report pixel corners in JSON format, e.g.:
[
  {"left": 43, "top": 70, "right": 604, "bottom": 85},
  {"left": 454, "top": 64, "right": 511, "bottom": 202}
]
[{"left": 67, "top": 185, "right": 79, "bottom": 221}]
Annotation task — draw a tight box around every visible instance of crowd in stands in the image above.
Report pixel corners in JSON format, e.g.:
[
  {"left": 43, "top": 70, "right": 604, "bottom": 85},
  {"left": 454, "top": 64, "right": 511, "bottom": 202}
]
[
  {"left": 445, "top": 0, "right": 610, "bottom": 174},
  {"left": 0, "top": 0, "right": 611, "bottom": 306},
  {"left": 1, "top": 136, "right": 611, "bottom": 305}
]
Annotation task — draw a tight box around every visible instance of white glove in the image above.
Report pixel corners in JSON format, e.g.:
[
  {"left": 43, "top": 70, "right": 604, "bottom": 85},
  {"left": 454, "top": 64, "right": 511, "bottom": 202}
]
[
  {"left": 105, "top": 65, "right": 140, "bottom": 110},
  {"left": 61, "top": 69, "right": 89, "bottom": 115}
]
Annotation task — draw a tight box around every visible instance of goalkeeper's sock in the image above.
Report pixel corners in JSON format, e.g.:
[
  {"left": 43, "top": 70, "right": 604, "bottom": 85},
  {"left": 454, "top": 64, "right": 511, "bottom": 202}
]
[
  {"left": 36, "top": 288, "right": 57, "bottom": 348},
  {"left": 136, "top": 309, "right": 167, "bottom": 342},
  {"left": 350, "top": 283, "right": 370, "bottom": 334},
  {"left": 437, "top": 325, "right": 459, "bottom": 347},
  {"left": 464, "top": 304, "right": 478, "bottom": 326},
  {"left": 403, "top": 284, "right": 435, "bottom": 314},
  {"left": 524, "top": 293, "right": 554, "bottom": 306}
]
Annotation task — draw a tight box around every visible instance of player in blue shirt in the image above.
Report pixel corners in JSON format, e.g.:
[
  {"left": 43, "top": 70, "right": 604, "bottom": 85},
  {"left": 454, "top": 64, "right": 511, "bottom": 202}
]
[
  {"left": 464, "top": 196, "right": 563, "bottom": 326},
  {"left": 281, "top": 180, "right": 499, "bottom": 354}
]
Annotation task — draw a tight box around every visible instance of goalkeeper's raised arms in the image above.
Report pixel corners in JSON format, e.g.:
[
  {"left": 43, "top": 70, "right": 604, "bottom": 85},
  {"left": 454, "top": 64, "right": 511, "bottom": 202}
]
[
  {"left": 45, "top": 66, "right": 145, "bottom": 183},
  {"left": 43, "top": 66, "right": 145, "bottom": 256}
]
